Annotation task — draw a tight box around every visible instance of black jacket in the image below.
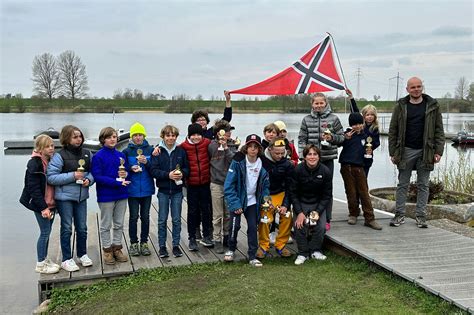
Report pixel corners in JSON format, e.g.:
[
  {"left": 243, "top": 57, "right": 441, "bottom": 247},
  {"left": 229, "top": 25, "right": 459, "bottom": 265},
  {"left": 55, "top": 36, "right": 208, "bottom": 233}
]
[
  {"left": 289, "top": 162, "right": 332, "bottom": 215},
  {"left": 261, "top": 151, "right": 294, "bottom": 208},
  {"left": 19, "top": 156, "right": 48, "bottom": 212}
]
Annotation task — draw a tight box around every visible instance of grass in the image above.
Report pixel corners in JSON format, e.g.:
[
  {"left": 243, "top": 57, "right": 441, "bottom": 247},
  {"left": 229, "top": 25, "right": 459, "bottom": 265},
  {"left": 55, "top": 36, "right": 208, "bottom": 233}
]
[
  {"left": 435, "top": 150, "right": 473, "bottom": 195},
  {"left": 47, "top": 252, "right": 465, "bottom": 314}
]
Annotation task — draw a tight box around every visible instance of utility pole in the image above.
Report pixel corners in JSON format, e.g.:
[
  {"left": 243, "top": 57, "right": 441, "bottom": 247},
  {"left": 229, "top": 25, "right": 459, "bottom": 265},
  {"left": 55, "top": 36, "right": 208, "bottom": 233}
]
[
  {"left": 389, "top": 72, "right": 404, "bottom": 101},
  {"left": 356, "top": 67, "right": 362, "bottom": 99}
]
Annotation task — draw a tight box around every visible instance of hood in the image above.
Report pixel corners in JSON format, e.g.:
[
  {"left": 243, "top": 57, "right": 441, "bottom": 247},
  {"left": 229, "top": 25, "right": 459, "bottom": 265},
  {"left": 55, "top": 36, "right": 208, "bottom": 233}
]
[{"left": 159, "top": 139, "right": 176, "bottom": 155}]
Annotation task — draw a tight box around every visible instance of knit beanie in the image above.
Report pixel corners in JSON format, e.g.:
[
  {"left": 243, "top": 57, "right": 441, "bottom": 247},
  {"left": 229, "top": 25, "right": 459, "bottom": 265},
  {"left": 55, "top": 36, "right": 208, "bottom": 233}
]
[
  {"left": 130, "top": 122, "right": 147, "bottom": 137},
  {"left": 188, "top": 123, "right": 203, "bottom": 137},
  {"left": 348, "top": 113, "right": 364, "bottom": 126}
]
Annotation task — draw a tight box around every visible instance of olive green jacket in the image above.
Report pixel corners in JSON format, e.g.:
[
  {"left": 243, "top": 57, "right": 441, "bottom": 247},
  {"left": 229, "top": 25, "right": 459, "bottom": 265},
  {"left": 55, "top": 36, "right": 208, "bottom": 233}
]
[{"left": 388, "top": 94, "right": 445, "bottom": 171}]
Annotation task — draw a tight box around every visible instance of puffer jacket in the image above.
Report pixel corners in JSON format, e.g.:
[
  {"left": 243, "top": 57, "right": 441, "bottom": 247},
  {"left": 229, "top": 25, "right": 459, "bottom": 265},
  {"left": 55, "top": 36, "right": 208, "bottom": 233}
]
[
  {"left": 47, "top": 147, "right": 95, "bottom": 202},
  {"left": 289, "top": 161, "right": 332, "bottom": 215},
  {"left": 261, "top": 149, "right": 294, "bottom": 208},
  {"left": 20, "top": 156, "right": 49, "bottom": 212},
  {"left": 388, "top": 94, "right": 445, "bottom": 171},
  {"left": 298, "top": 104, "right": 344, "bottom": 161},
  {"left": 224, "top": 152, "right": 270, "bottom": 214},
  {"left": 122, "top": 139, "right": 155, "bottom": 197},
  {"left": 180, "top": 137, "right": 211, "bottom": 186}
]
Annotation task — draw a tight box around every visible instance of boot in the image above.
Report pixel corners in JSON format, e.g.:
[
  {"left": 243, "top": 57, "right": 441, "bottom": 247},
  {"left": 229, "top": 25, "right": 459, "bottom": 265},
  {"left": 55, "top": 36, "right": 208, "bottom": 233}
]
[
  {"left": 112, "top": 245, "right": 129, "bottom": 262},
  {"left": 364, "top": 220, "right": 382, "bottom": 230},
  {"left": 103, "top": 247, "right": 115, "bottom": 265}
]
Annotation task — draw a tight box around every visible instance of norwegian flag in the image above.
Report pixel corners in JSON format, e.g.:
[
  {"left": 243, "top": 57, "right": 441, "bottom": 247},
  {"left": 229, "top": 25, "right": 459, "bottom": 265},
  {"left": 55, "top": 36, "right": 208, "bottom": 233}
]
[{"left": 229, "top": 35, "right": 346, "bottom": 95}]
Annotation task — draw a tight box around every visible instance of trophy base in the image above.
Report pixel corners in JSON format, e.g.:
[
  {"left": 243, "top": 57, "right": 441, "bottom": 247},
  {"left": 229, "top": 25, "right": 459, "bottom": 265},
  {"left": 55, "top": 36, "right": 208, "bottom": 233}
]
[
  {"left": 175, "top": 180, "right": 183, "bottom": 186},
  {"left": 136, "top": 167, "right": 142, "bottom": 172},
  {"left": 320, "top": 141, "right": 329, "bottom": 146},
  {"left": 116, "top": 178, "right": 125, "bottom": 182},
  {"left": 364, "top": 154, "right": 373, "bottom": 159},
  {"left": 76, "top": 179, "right": 84, "bottom": 185},
  {"left": 260, "top": 217, "right": 269, "bottom": 224}
]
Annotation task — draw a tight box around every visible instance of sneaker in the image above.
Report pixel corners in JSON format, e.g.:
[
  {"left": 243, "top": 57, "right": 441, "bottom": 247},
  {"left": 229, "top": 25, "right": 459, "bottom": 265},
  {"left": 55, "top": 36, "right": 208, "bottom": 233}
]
[
  {"left": 35, "top": 260, "right": 60, "bottom": 274},
  {"left": 159, "top": 246, "right": 169, "bottom": 258},
  {"left": 276, "top": 247, "right": 292, "bottom": 258},
  {"left": 364, "top": 220, "right": 383, "bottom": 230},
  {"left": 390, "top": 214, "right": 405, "bottom": 227},
  {"left": 325, "top": 222, "right": 331, "bottom": 231},
  {"left": 140, "top": 243, "right": 151, "bottom": 256},
  {"left": 172, "top": 246, "right": 183, "bottom": 257},
  {"left": 61, "top": 259, "right": 80, "bottom": 272},
  {"left": 294, "top": 255, "right": 307, "bottom": 265},
  {"left": 269, "top": 231, "right": 276, "bottom": 245},
  {"left": 416, "top": 216, "right": 428, "bottom": 228},
  {"left": 311, "top": 251, "right": 327, "bottom": 260},
  {"left": 199, "top": 237, "right": 215, "bottom": 248},
  {"left": 347, "top": 216, "right": 357, "bottom": 225},
  {"left": 129, "top": 243, "right": 140, "bottom": 256},
  {"left": 188, "top": 239, "right": 199, "bottom": 251},
  {"left": 249, "top": 259, "right": 263, "bottom": 267},
  {"left": 79, "top": 254, "right": 93, "bottom": 267},
  {"left": 44, "top": 258, "right": 60, "bottom": 270},
  {"left": 256, "top": 247, "right": 270, "bottom": 259},
  {"left": 224, "top": 250, "right": 234, "bottom": 262}
]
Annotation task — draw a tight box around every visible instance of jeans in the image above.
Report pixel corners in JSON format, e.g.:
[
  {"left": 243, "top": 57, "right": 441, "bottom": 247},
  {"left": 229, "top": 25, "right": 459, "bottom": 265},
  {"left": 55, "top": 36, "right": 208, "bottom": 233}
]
[
  {"left": 57, "top": 200, "right": 88, "bottom": 262},
  {"left": 128, "top": 196, "right": 152, "bottom": 244},
  {"left": 395, "top": 147, "right": 431, "bottom": 218},
  {"left": 34, "top": 211, "right": 55, "bottom": 262},
  {"left": 158, "top": 191, "right": 183, "bottom": 247},
  {"left": 186, "top": 184, "right": 212, "bottom": 240},
  {"left": 99, "top": 199, "right": 127, "bottom": 249},
  {"left": 228, "top": 204, "right": 258, "bottom": 261},
  {"left": 321, "top": 159, "right": 334, "bottom": 222}
]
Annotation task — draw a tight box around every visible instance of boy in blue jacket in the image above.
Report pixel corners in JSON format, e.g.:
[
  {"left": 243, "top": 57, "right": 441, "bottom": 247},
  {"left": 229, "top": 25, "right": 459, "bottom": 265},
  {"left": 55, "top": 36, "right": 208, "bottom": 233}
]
[
  {"left": 122, "top": 122, "right": 155, "bottom": 256},
  {"left": 91, "top": 127, "right": 130, "bottom": 265},
  {"left": 223, "top": 134, "right": 270, "bottom": 267},
  {"left": 150, "top": 125, "right": 189, "bottom": 258}
]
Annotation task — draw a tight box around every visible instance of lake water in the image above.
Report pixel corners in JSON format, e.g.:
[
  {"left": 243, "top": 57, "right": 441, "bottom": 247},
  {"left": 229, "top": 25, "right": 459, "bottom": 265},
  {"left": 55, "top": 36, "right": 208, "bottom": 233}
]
[{"left": 0, "top": 112, "right": 472, "bottom": 313}]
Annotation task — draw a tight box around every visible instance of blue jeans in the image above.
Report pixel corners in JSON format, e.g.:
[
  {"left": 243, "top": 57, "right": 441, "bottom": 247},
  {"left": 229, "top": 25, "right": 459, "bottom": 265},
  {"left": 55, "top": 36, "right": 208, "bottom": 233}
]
[
  {"left": 158, "top": 191, "right": 183, "bottom": 247},
  {"left": 128, "top": 196, "right": 152, "bottom": 244},
  {"left": 34, "top": 210, "right": 55, "bottom": 262},
  {"left": 228, "top": 204, "right": 258, "bottom": 261},
  {"left": 57, "top": 200, "right": 87, "bottom": 262}
]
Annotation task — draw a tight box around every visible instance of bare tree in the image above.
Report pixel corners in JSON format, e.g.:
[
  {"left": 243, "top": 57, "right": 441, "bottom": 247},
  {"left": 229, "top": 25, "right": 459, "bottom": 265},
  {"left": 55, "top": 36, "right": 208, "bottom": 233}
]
[
  {"left": 31, "top": 53, "right": 60, "bottom": 100},
  {"left": 57, "top": 50, "right": 89, "bottom": 100},
  {"left": 468, "top": 83, "right": 474, "bottom": 102},
  {"left": 133, "top": 89, "right": 143, "bottom": 100},
  {"left": 454, "top": 76, "right": 469, "bottom": 100},
  {"left": 123, "top": 88, "right": 133, "bottom": 99},
  {"left": 113, "top": 89, "right": 123, "bottom": 99}
]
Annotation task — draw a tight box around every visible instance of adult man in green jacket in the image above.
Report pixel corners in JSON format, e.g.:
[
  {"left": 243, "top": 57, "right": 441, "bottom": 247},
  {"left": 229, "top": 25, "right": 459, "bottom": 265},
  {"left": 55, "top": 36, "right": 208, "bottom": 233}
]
[{"left": 388, "top": 77, "right": 444, "bottom": 228}]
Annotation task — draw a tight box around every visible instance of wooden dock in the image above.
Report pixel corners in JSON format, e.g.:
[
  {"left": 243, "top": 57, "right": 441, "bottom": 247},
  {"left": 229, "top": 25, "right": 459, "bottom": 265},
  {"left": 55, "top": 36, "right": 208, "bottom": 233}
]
[{"left": 39, "top": 199, "right": 474, "bottom": 313}]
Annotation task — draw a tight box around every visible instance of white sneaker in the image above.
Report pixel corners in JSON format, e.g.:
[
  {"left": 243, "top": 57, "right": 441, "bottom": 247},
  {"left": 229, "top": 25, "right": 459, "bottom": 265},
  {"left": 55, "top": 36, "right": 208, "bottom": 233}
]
[
  {"left": 269, "top": 232, "right": 276, "bottom": 245},
  {"left": 61, "top": 259, "right": 80, "bottom": 272},
  {"left": 249, "top": 259, "right": 263, "bottom": 267},
  {"left": 35, "top": 260, "right": 60, "bottom": 274},
  {"left": 224, "top": 250, "right": 234, "bottom": 262},
  {"left": 294, "top": 255, "right": 307, "bottom": 265},
  {"left": 311, "top": 251, "right": 327, "bottom": 260},
  {"left": 79, "top": 254, "right": 93, "bottom": 267},
  {"left": 44, "top": 258, "right": 60, "bottom": 270}
]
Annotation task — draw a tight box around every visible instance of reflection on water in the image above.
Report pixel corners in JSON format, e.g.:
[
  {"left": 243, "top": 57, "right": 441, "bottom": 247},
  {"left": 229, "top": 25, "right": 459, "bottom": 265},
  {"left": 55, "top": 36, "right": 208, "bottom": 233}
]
[{"left": 0, "top": 112, "right": 472, "bottom": 313}]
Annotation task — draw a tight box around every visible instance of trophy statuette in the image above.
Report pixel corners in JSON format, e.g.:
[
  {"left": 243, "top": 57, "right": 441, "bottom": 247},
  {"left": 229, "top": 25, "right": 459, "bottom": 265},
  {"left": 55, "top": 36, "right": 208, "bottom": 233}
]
[
  {"left": 364, "top": 136, "right": 373, "bottom": 158},
  {"left": 174, "top": 164, "right": 183, "bottom": 186},
  {"left": 76, "top": 159, "right": 86, "bottom": 185},
  {"left": 116, "top": 157, "right": 126, "bottom": 182},
  {"left": 135, "top": 148, "right": 143, "bottom": 172}
]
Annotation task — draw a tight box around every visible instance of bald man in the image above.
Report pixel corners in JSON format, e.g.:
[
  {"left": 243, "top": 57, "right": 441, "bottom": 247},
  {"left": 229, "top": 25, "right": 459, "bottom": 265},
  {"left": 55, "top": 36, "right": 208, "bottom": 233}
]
[{"left": 388, "top": 77, "right": 445, "bottom": 228}]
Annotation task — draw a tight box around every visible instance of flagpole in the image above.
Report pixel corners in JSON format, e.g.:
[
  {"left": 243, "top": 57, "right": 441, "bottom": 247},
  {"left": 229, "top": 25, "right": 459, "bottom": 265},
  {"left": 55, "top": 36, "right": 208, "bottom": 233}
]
[{"left": 327, "top": 32, "right": 347, "bottom": 89}]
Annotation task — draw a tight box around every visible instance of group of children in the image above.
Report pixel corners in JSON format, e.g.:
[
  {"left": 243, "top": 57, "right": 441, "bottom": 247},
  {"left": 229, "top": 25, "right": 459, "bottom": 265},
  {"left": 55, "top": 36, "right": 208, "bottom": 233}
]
[{"left": 21, "top": 89, "right": 382, "bottom": 272}]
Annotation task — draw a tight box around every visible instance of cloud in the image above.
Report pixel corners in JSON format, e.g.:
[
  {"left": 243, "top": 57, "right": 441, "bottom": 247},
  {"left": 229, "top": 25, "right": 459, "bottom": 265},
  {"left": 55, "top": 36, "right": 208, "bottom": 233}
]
[{"left": 432, "top": 26, "right": 472, "bottom": 37}]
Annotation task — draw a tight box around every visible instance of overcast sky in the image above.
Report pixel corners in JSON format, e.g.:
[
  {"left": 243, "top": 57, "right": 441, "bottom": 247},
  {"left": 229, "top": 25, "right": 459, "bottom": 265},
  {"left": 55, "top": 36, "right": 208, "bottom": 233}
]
[{"left": 1, "top": 0, "right": 473, "bottom": 100}]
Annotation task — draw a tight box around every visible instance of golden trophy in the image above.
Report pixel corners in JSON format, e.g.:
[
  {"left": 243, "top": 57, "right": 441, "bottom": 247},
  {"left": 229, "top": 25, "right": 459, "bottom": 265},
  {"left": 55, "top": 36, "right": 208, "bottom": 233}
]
[
  {"left": 364, "top": 136, "right": 373, "bottom": 158},
  {"left": 76, "top": 159, "right": 85, "bottom": 184},
  {"left": 217, "top": 129, "right": 226, "bottom": 151},
  {"left": 305, "top": 211, "right": 319, "bottom": 226},
  {"left": 136, "top": 148, "right": 143, "bottom": 172},
  {"left": 174, "top": 164, "right": 183, "bottom": 186},
  {"left": 234, "top": 137, "right": 241, "bottom": 146},
  {"left": 321, "top": 129, "right": 331, "bottom": 146},
  {"left": 260, "top": 196, "right": 271, "bottom": 224},
  {"left": 116, "top": 157, "right": 126, "bottom": 182}
]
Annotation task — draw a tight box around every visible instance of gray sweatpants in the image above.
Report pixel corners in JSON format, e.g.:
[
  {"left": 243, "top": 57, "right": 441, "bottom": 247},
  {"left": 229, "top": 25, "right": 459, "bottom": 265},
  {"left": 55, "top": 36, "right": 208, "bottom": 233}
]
[
  {"left": 99, "top": 199, "right": 127, "bottom": 248},
  {"left": 395, "top": 147, "right": 431, "bottom": 218}
]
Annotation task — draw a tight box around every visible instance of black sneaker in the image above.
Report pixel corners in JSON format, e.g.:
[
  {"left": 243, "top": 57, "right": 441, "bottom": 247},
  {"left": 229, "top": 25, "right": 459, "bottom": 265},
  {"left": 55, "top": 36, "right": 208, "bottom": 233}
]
[
  {"left": 390, "top": 214, "right": 405, "bottom": 227},
  {"left": 159, "top": 246, "right": 169, "bottom": 258},
  {"left": 199, "top": 237, "right": 214, "bottom": 248},
  {"left": 188, "top": 239, "right": 199, "bottom": 251},
  {"left": 416, "top": 216, "right": 428, "bottom": 228},
  {"left": 172, "top": 246, "right": 183, "bottom": 257}
]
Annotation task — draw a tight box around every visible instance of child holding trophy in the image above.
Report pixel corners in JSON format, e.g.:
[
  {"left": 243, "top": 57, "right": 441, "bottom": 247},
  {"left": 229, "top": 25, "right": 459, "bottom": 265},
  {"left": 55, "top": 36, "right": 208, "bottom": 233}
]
[
  {"left": 149, "top": 125, "right": 189, "bottom": 258},
  {"left": 91, "top": 127, "right": 130, "bottom": 265},
  {"left": 122, "top": 122, "right": 155, "bottom": 257},
  {"left": 20, "top": 135, "right": 60, "bottom": 274},
  {"left": 339, "top": 113, "right": 382, "bottom": 230},
  {"left": 223, "top": 134, "right": 270, "bottom": 267},
  {"left": 47, "top": 125, "right": 95, "bottom": 272},
  {"left": 298, "top": 93, "right": 344, "bottom": 232}
]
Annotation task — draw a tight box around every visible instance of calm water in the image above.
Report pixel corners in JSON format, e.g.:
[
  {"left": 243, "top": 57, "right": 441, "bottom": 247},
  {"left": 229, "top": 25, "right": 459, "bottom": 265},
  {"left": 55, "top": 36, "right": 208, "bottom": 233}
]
[{"left": 1, "top": 112, "right": 472, "bottom": 313}]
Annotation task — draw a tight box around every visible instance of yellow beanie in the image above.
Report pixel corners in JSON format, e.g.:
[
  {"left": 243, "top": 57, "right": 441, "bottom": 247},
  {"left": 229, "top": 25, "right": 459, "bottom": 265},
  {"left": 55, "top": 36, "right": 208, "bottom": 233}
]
[{"left": 130, "top": 122, "right": 147, "bottom": 137}]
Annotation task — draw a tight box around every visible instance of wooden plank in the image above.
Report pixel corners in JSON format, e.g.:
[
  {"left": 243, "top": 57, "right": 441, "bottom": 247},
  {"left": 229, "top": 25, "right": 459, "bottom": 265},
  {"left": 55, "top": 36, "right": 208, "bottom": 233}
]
[
  {"left": 123, "top": 204, "right": 163, "bottom": 271},
  {"left": 39, "top": 214, "right": 70, "bottom": 283},
  {"left": 70, "top": 213, "right": 103, "bottom": 280}
]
